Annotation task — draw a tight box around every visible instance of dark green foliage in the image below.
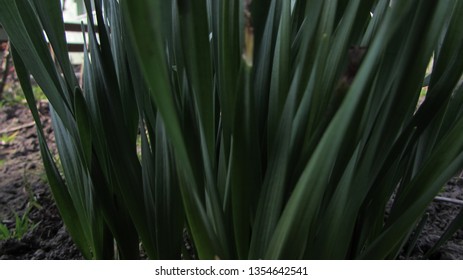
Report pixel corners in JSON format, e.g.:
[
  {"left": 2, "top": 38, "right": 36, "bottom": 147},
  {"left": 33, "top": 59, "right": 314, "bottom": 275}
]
[{"left": 1, "top": 0, "right": 463, "bottom": 259}]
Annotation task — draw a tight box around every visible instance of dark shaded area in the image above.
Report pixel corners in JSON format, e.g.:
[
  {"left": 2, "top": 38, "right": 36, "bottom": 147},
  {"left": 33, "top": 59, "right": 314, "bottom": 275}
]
[
  {"left": 401, "top": 180, "right": 463, "bottom": 260},
  {"left": 0, "top": 103, "right": 462, "bottom": 260}
]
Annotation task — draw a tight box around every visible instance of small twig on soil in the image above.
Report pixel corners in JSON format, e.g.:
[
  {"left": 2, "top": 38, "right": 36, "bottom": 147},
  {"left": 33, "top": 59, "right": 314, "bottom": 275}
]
[
  {"left": 434, "top": 196, "right": 463, "bottom": 206},
  {"left": 0, "top": 121, "right": 35, "bottom": 134}
]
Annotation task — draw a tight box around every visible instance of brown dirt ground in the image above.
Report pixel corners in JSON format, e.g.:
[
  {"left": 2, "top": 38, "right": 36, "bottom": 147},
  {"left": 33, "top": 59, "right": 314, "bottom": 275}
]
[{"left": 0, "top": 102, "right": 82, "bottom": 259}]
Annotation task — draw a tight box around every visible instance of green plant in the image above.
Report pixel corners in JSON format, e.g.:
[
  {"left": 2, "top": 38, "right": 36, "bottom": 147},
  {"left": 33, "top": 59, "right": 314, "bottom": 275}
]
[
  {"left": 12, "top": 207, "right": 39, "bottom": 239},
  {"left": 0, "top": 223, "right": 10, "bottom": 239},
  {"left": 0, "top": 165, "right": 43, "bottom": 241},
  {"left": 0, "top": 86, "right": 24, "bottom": 106},
  {"left": 0, "top": 131, "right": 18, "bottom": 145},
  {"left": 1, "top": 0, "right": 463, "bottom": 259},
  {"left": 2, "top": 85, "right": 46, "bottom": 105},
  {"left": 0, "top": 207, "right": 40, "bottom": 241}
]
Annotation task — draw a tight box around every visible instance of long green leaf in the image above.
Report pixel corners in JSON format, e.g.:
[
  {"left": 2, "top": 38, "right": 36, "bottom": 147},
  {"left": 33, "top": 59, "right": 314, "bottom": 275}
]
[{"left": 11, "top": 45, "right": 92, "bottom": 259}]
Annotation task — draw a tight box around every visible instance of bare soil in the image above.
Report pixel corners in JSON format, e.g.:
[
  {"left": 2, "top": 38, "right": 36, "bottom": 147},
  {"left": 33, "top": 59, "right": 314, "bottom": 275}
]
[
  {"left": 0, "top": 102, "right": 82, "bottom": 259},
  {"left": 0, "top": 102, "right": 462, "bottom": 260}
]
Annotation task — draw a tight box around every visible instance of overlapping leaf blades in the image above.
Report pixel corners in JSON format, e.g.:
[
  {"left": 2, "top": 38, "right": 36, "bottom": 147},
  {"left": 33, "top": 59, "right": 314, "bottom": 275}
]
[{"left": 1, "top": 0, "right": 463, "bottom": 259}]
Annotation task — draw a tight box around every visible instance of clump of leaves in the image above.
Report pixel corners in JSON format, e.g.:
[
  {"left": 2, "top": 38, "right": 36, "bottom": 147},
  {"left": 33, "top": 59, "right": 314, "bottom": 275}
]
[
  {"left": 1, "top": 0, "right": 463, "bottom": 260},
  {"left": 0, "top": 206, "right": 40, "bottom": 241}
]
